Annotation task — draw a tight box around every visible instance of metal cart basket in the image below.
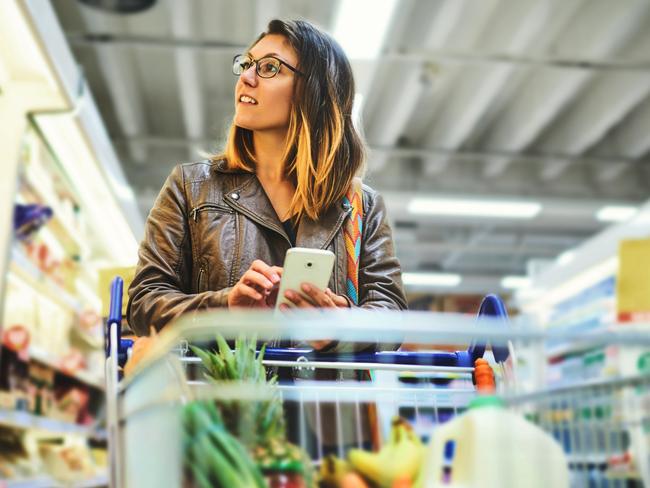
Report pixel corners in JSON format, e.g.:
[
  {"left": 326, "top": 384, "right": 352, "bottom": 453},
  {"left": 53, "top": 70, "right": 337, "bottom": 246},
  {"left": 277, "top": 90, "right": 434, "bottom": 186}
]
[{"left": 104, "top": 278, "right": 650, "bottom": 487}]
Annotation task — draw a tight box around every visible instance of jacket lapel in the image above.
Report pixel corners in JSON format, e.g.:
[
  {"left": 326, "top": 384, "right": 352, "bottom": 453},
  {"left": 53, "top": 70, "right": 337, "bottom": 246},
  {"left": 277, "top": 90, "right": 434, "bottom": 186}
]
[
  {"left": 223, "top": 173, "right": 291, "bottom": 244},
  {"left": 298, "top": 201, "right": 351, "bottom": 250},
  {"left": 219, "top": 165, "right": 351, "bottom": 249}
]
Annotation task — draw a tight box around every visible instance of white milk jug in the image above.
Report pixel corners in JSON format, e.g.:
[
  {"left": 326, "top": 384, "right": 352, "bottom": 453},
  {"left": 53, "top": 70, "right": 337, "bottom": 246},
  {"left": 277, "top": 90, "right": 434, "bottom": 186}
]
[{"left": 423, "top": 396, "right": 569, "bottom": 488}]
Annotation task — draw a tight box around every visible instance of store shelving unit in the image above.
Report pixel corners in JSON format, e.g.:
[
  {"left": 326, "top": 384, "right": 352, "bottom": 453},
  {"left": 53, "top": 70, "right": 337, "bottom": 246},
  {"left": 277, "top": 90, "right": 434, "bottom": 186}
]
[
  {"left": 7, "top": 473, "right": 108, "bottom": 488},
  {"left": 9, "top": 245, "right": 82, "bottom": 314},
  {"left": 0, "top": 2, "right": 143, "bottom": 485},
  {"left": 517, "top": 201, "right": 650, "bottom": 483},
  {"left": 0, "top": 408, "right": 106, "bottom": 440}
]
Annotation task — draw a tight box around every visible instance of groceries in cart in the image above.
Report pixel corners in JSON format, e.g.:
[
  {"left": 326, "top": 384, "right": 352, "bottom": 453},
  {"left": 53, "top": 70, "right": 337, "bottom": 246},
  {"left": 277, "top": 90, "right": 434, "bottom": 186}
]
[{"left": 177, "top": 332, "right": 569, "bottom": 488}]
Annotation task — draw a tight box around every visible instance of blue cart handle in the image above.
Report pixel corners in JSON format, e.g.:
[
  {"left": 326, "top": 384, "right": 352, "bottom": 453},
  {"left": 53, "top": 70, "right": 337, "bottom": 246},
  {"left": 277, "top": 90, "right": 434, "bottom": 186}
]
[
  {"left": 105, "top": 277, "right": 133, "bottom": 367},
  {"left": 264, "top": 293, "right": 510, "bottom": 368}
]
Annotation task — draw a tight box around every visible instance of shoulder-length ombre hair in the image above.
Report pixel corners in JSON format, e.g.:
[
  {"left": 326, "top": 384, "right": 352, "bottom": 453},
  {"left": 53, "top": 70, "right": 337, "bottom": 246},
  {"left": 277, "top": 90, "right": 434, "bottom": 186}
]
[{"left": 218, "top": 19, "right": 366, "bottom": 221}]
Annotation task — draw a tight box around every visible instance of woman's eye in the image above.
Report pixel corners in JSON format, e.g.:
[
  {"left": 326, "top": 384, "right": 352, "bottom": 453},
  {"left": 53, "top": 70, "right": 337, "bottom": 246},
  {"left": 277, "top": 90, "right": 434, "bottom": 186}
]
[{"left": 260, "top": 61, "right": 279, "bottom": 74}]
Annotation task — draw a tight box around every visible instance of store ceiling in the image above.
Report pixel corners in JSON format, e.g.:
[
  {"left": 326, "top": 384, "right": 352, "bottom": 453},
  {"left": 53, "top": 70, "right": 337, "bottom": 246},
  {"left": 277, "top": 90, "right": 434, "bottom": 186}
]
[{"left": 51, "top": 0, "right": 650, "bottom": 293}]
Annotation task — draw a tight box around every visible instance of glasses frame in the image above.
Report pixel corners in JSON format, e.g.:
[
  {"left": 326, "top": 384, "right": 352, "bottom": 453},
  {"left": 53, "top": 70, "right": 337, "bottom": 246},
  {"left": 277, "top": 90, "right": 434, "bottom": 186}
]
[{"left": 232, "top": 53, "right": 303, "bottom": 78}]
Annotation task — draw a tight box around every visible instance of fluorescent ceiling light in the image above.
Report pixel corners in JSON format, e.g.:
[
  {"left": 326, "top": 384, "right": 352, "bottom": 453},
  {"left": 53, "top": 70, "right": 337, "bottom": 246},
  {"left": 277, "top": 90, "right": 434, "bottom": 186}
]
[
  {"left": 408, "top": 198, "right": 542, "bottom": 219},
  {"left": 595, "top": 205, "right": 638, "bottom": 223},
  {"left": 556, "top": 250, "right": 575, "bottom": 266},
  {"left": 333, "top": 0, "right": 398, "bottom": 59},
  {"left": 501, "top": 276, "right": 531, "bottom": 290},
  {"left": 402, "top": 272, "right": 462, "bottom": 287}
]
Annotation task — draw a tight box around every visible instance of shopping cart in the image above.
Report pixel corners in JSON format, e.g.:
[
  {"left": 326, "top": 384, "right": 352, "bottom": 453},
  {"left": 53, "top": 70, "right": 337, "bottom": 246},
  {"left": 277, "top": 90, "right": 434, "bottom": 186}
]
[{"left": 104, "top": 277, "right": 650, "bottom": 487}]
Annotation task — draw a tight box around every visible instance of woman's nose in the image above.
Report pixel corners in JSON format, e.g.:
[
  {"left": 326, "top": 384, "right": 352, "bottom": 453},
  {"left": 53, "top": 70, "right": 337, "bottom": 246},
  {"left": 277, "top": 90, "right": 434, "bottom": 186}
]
[{"left": 240, "top": 64, "right": 258, "bottom": 86}]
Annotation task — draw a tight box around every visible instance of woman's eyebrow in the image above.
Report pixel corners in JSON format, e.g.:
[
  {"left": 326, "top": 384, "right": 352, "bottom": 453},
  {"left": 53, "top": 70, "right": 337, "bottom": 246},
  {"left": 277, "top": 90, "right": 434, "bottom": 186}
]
[{"left": 249, "top": 51, "right": 285, "bottom": 60}]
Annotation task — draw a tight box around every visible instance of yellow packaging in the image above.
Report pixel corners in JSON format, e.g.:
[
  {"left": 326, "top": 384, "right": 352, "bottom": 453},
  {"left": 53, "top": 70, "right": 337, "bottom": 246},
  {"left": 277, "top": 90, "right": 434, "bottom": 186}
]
[
  {"left": 98, "top": 266, "right": 136, "bottom": 318},
  {"left": 617, "top": 238, "right": 650, "bottom": 322}
]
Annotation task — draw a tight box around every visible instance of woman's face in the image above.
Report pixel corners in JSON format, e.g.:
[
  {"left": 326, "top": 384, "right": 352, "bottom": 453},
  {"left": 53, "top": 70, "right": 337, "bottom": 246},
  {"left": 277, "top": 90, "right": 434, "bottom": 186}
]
[{"left": 234, "top": 34, "right": 298, "bottom": 134}]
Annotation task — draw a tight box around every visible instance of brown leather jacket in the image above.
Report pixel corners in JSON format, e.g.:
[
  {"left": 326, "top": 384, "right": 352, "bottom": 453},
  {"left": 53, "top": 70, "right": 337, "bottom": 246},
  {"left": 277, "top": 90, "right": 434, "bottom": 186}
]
[{"left": 127, "top": 159, "right": 407, "bottom": 337}]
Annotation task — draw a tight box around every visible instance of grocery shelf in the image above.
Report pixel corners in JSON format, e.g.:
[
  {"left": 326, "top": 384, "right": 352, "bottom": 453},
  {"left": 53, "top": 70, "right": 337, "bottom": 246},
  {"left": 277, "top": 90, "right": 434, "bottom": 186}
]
[
  {"left": 546, "top": 341, "right": 603, "bottom": 360},
  {"left": 71, "top": 473, "right": 108, "bottom": 488},
  {"left": 29, "top": 346, "right": 105, "bottom": 391},
  {"left": 9, "top": 246, "right": 82, "bottom": 313},
  {"left": 6, "top": 473, "right": 107, "bottom": 488},
  {"left": 6, "top": 476, "right": 55, "bottom": 488},
  {"left": 19, "top": 171, "right": 86, "bottom": 257},
  {"left": 0, "top": 408, "right": 106, "bottom": 440}
]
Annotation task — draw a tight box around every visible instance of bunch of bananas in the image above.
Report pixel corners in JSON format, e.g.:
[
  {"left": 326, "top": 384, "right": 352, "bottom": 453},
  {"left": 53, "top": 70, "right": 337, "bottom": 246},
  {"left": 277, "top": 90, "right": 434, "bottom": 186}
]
[
  {"left": 320, "top": 417, "right": 425, "bottom": 488},
  {"left": 183, "top": 400, "right": 267, "bottom": 488}
]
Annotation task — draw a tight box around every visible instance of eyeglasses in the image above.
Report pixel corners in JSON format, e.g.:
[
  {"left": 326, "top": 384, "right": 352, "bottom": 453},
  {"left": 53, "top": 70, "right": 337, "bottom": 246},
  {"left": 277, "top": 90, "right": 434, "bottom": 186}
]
[{"left": 232, "top": 53, "right": 303, "bottom": 79}]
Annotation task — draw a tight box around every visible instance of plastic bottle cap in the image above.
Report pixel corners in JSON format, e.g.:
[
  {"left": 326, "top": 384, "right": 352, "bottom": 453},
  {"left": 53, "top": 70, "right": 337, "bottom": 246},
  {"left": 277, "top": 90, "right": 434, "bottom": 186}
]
[{"left": 468, "top": 394, "right": 505, "bottom": 410}]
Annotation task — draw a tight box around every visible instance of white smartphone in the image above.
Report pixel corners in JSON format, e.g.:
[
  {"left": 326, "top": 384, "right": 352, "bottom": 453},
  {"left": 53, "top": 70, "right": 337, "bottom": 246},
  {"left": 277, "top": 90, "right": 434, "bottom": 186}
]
[{"left": 275, "top": 247, "right": 336, "bottom": 310}]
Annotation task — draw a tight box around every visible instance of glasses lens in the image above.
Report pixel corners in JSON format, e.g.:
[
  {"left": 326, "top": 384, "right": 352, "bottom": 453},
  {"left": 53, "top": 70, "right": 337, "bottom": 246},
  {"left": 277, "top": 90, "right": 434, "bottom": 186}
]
[
  {"left": 233, "top": 55, "right": 252, "bottom": 75},
  {"left": 256, "top": 57, "right": 281, "bottom": 78}
]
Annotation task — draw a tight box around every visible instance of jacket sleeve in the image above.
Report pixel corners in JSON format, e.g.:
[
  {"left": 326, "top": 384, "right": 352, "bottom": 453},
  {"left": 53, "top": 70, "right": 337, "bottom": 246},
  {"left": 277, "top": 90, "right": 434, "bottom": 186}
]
[
  {"left": 357, "top": 189, "right": 408, "bottom": 312},
  {"left": 322, "top": 189, "right": 407, "bottom": 355},
  {"left": 127, "top": 165, "right": 230, "bottom": 336}
]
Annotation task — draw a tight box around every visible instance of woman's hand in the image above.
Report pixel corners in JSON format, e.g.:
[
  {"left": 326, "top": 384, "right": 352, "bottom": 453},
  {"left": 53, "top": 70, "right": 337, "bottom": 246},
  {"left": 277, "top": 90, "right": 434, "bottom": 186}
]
[
  {"left": 228, "top": 260, "right": 282, "bottom": 309},
  {"left": 279, "top": 283, "right": 350, "bottom": 350},
  {"left": 280, "top": 284, "right": 349, "bottom": 310}
]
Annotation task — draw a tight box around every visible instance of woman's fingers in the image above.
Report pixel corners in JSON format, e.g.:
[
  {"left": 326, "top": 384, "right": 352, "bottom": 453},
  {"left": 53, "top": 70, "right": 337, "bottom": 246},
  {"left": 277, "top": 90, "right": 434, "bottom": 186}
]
[
  {"left": 283, "top": 289, "right": 313, "bottom": 308},
  {"left": 237, "top": 282, "right": 264, "bottom": 301},
  {"left": 283, "top": 283, "right": 336, "bottom": 308},
  {"left": 325, "top": 288, "right": 350, "bottom": 308},
  {"left": 228, "top": 260, "right": 281, "bottom": 309},
  {"left": 242, "top": 269, "right": 275, "bottom": 292},
  {"left": 301, "top": 283, "right": 335, "bottom": 307},
  {"left": 250, "top": 259, "right": 282, "bottom": 285}
]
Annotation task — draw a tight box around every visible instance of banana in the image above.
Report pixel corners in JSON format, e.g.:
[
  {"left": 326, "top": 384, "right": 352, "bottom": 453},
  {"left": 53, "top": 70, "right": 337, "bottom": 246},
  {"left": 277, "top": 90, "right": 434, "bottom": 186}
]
[
  {"left": 320, "top": 454, "right": 352, "bottom": 488},
  {"left": 348, "top": 417, "right": 425, "bottom": 488},
  {"left": 348, "top": 448, "right": 383, "bottom": 485}
]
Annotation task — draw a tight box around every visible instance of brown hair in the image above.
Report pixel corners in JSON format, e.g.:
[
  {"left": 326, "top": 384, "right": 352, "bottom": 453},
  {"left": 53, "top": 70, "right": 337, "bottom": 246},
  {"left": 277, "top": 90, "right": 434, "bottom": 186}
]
[{"left": 217, "top": 19, "right": 366, "bottom": 221}]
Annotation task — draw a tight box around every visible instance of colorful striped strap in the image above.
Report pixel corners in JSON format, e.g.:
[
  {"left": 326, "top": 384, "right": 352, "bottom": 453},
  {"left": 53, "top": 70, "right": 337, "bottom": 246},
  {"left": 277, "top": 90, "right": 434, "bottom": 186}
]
[{"left": 343, "top": 178, "right": 363, "bottom": 306}]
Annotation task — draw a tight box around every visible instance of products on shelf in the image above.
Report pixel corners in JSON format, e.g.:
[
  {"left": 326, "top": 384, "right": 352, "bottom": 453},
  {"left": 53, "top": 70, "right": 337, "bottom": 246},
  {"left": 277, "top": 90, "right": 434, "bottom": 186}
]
[{"left": 13, "top": 203, "right": 53, "bottom": 241}]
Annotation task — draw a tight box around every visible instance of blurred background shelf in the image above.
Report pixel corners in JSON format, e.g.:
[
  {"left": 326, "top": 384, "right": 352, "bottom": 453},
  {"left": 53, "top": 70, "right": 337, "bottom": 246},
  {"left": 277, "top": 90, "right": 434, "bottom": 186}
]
[
  {"left": 6, "top": 472, "right": 107, "bottom": 488},
  {"left": 9, "top": 246, "right": 82, "bottom": 313},
  {"left": 28, "top": 346, "right": 104, "bottom": 391},
  {"left": 0, "top": 408, "right": 106, "bottom": 440}
]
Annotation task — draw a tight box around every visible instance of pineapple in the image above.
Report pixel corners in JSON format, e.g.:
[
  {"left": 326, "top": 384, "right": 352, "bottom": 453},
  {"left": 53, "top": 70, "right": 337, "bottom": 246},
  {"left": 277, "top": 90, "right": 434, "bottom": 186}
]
[{"left": 190, "top": 335, "right": 316, "bottom": 487}]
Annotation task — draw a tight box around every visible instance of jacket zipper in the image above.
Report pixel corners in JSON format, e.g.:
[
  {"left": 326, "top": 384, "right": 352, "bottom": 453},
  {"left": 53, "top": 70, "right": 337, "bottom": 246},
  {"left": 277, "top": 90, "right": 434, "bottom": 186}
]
[
  {"left": 229, "top": 213, "right": 242, "bottom": 287},
  {"left": 197, "top": 265, "right": 205, "bottom": 292},
  {"left": 190, "top": 203, "right": 233, "bottom": 222}
]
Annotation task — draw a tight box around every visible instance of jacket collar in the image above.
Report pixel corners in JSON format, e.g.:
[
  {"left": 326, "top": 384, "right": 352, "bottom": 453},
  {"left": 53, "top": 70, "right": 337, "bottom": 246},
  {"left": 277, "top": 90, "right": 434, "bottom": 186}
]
[{"left": 222, "top": 170, "right": 351, "bottom": 249}]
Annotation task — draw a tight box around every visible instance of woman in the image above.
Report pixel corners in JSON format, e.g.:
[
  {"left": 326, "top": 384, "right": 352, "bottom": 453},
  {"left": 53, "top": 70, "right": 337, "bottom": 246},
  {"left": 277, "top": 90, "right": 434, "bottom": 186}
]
[
  {"left": 127, "top": 19, "right": 407, "bottom": 339},
  {"left": 127, "top": 18, "right": 407, "bottom": 454}
]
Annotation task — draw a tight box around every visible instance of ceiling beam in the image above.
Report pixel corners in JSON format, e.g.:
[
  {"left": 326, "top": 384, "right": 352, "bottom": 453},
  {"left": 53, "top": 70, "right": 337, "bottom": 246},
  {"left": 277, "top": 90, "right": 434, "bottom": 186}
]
[
  {"left": 596, "top": 95, "right": 650, "bottom": 182},
  {"left": 64, "top": 33, "right": 650, "bottom": 72},
  {"left": 420, "top": 1, "right": 583, "bottom": 176},
  {"left": 480, "top": 1, "right": 650, "bottom": 178},
  {"left": 111, "top": 135, "right": 648, "bottom": 166},
  {"left": 536, "top": 71, "right": 650, "bottom": 181},
  {"left": 364, "top": 0, "right": 501, "bottom": 173},
  {"left": 78, "top": 6, "right": 148, "bottom": 163},
  {"left": 167, "top": 0, "right": 205, "bottom": 161}
]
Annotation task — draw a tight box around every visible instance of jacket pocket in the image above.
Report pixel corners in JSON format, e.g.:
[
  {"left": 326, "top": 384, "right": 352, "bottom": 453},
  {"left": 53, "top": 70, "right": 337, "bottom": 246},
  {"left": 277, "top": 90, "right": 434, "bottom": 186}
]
[{"left": 190, "top": 202, "right": 234, "bottom": 222}]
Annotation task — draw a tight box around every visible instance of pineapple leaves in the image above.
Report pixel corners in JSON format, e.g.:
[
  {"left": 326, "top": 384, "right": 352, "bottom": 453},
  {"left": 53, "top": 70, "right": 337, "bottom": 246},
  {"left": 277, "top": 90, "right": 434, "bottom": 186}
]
[{"left": 190, "top": 333, "right": 285, "bottom": 445}]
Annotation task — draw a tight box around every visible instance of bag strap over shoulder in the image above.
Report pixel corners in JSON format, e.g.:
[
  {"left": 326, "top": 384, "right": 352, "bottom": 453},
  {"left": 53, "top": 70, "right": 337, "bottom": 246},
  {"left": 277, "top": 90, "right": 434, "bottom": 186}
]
[{"left": 343, "top": 177, "right": 363, "bottom": 305}]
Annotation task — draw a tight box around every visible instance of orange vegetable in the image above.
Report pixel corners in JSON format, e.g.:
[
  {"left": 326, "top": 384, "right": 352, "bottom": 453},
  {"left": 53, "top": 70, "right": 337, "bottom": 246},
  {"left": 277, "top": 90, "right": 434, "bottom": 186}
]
[
  {"left": 474, "top": 358, "right": 495, "bottom": 393},
  {"left": 340, "top": 471, "right": 369, "bottom": 488},
  {"left": 124, "top": 327, "right": 158, "bottom": 377},
  {"left": 391, "top": 475, "right": 413, "bottom": 488}
]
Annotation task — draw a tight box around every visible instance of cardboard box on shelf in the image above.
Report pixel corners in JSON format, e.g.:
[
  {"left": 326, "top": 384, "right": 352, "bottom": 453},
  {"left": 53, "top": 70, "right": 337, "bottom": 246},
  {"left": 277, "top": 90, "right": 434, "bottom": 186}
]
[
  {"left": 617, "top": 238, "right": 650, "bottom": 323},
  {"left": 98, "top": 266, "right": 135, "bottom": 318}
]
